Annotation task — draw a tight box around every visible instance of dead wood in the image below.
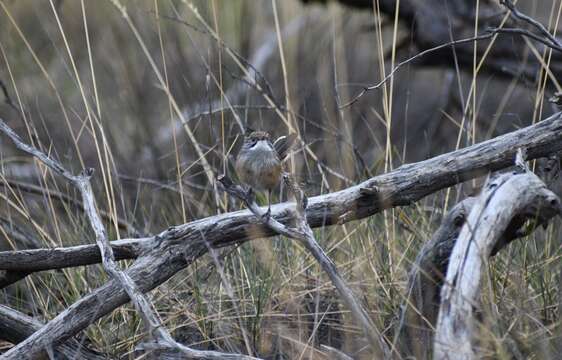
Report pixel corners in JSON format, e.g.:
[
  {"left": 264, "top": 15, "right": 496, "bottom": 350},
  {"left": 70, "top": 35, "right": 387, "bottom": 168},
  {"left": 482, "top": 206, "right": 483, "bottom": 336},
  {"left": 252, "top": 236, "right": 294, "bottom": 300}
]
[
  {"left": 433, "top": 154, "right": 562, "bottom": 359},
  {"left": 0, "top": 237, "right": 149, "bottom": 288},
  {"left": 0, "top": 238, "right": 150, "bottom": 273},
  {"left": 394, "top": 197, "right": 476, "bottom": 359},
  {"left": 0, "top": 113, "right": 561, "bottom": 356},
  {"left": 1, "top": 112, "right": 561, "bottom": 278},
  {"left": 0, "top": 117, "right": 261, "bottom": 360},
  {"left": 395, "top": 154, "right": 562, "bottom": 359},
  {"left": 0, "top": 304, "right": 106, "bottom": 360}
]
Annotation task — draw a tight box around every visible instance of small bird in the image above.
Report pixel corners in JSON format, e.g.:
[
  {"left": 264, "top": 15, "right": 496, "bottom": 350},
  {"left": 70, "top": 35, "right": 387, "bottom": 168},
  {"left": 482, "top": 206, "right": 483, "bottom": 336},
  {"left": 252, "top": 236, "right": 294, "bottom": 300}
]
[{"left": 235, "top": 130, "right": 297, "bottom": 218}]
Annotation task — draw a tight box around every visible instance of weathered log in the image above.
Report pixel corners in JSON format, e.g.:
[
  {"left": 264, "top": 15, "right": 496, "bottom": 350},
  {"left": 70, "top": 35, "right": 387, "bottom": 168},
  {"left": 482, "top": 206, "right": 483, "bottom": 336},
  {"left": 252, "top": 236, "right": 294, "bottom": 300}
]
[
  {"left": 0, "top": 238, "right": 150, "bottom": 272},
  {"left": 2, "top": 113, "right": 562, "bottom": 355},
  {"left": 434, "top": 167, "right": 561, "bottom": 359},
  {"left": 0, "top": 237, "right": 149, "bottom": 288},
  {"left": 396, "top": 183, "right": 560, "bottom": 358}
]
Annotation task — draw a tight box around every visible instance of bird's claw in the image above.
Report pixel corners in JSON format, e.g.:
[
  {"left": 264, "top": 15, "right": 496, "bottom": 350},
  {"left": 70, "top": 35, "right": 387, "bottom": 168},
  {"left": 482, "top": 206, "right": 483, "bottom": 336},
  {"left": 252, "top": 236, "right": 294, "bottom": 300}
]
[
  {"left": 261, "top": 208, "right": 271, "bottom": 222},
  {"left": 245, "top": 187, "right": 255, "bottom": 201}
]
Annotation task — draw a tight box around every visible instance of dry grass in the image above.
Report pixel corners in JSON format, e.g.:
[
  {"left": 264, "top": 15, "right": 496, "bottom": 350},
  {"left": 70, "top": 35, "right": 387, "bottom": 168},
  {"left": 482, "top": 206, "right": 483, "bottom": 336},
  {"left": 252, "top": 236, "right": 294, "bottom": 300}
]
[{"left": 0, "top": 0, "right": 560, "bottom": 358}]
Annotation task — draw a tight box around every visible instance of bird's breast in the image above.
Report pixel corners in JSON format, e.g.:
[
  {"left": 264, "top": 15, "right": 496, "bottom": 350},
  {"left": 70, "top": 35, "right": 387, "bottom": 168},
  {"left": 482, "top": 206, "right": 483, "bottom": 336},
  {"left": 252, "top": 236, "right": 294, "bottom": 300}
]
[{"left": 236, "top": 149, "right": 282, "bottom": 191}]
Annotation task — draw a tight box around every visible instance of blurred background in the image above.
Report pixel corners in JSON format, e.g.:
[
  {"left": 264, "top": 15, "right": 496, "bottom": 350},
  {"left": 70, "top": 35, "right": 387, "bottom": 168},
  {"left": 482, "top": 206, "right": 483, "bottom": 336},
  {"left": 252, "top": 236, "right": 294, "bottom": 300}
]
[{"left": 0, "top": 0, "right": 560, "bottom": 358}]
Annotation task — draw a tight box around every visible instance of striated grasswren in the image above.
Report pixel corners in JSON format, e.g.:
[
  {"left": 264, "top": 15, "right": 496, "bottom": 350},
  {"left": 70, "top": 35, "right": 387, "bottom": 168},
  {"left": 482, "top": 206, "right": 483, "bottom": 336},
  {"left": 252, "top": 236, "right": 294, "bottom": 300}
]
[{"left": 235, "top": 131, "right": 296, "bottom": 217}]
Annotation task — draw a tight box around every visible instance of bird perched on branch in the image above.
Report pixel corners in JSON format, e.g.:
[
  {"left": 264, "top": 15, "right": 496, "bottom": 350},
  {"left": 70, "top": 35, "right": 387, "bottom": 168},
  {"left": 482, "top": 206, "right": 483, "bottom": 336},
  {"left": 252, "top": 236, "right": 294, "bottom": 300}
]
[{"left": 235, "top": 130, "right": 297, "bottom": 218}]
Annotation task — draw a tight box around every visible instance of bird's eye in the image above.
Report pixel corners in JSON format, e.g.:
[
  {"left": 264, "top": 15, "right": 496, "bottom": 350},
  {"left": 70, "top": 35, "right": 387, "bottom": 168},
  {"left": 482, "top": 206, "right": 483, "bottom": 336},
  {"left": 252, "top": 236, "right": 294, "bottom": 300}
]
[{"left": 250, "top": 140, "right": 258, "bottom": 147}]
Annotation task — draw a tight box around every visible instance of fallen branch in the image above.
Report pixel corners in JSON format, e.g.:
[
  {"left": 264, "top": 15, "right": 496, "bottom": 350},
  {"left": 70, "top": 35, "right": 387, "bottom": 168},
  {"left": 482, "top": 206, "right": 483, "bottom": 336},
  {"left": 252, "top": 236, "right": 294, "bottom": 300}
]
[
  {"left": 0, "top": 238, "right": 150, "bottom": 272},
  {"left": 1, "top": 112, "right": 561, "bottom": 276},
  {"left": 433, "top": 154, "right": 562, "bottom": 359},
  {"left": 0, "top": 237, "right": 150, "bottom": 288},
  {"left": 395, "top": 153, "right": 562, "bottom": 359},
  {"left": 1, "top": 113, "right": 561, "bottom": 354},
  {"left": 394, "top": 192, "right": 558, "bottom": 358}
]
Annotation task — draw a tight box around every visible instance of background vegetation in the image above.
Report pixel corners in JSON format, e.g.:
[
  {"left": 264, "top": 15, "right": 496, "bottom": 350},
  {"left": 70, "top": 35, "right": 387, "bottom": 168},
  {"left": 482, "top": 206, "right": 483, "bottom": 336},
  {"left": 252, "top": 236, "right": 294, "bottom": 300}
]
[{"left": 0, "top": 0, "right": 560, "bottom": 358}]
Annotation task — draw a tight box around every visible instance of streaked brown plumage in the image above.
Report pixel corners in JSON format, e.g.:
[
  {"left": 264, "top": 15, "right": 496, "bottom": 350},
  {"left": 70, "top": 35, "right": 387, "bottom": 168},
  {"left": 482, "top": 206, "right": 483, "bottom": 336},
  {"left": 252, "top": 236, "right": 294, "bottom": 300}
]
[{"left": 235, "top": 131, "right": 296, "bottom": 216}]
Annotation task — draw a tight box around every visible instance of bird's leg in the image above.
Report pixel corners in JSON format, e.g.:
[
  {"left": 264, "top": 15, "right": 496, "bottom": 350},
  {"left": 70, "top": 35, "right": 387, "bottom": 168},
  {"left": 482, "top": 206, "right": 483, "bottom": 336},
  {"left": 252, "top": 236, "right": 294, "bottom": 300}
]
[
  {"left": 245, "top": 186, "right": 255, "bottom": 202},
  {"left": 262, "top": 189, "right": 272, "bottom": 221}
]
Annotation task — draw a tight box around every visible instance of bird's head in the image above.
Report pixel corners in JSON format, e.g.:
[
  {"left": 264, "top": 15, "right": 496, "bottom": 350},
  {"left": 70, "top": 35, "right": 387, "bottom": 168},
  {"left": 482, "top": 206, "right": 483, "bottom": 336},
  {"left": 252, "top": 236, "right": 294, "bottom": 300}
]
[{"left": 243, "top": 131, "right": 273, "bottom": 151}]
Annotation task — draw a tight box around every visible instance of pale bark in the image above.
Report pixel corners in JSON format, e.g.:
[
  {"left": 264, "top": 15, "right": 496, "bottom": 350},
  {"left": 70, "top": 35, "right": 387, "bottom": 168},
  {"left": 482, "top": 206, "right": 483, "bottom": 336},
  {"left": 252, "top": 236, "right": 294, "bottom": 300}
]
[
  {"left": 0, "top": 113, "right": 561, "bottom": 356},
  {"left": 434, "top": 166, "right": 561, "bottom": 359}
]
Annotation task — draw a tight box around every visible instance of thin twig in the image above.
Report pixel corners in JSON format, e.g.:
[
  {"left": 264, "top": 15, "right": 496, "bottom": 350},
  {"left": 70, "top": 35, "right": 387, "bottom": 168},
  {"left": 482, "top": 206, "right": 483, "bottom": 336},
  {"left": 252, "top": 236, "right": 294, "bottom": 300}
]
[
  {"left": 340, "top": 22, "right": 562, "bottom": 108},
  {"left": 489, "top": 27, "right": 562, "bottom": 52},
  {"left": 339, "top": 32, "right": 496, "bottom": 108},
  {"left": 500, "top": 0, "right": 562, "bottom": 47}
]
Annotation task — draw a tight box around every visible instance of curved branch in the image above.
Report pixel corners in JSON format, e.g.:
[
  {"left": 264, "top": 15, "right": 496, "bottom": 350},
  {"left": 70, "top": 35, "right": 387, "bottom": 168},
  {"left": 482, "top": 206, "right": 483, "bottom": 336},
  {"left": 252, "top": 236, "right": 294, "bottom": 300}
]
[
  {"left": 394, "top": 197, "right": 477, "bottom": 358},
  {"left": 434, "top": 169, "right": 562, "bottom": 358}
]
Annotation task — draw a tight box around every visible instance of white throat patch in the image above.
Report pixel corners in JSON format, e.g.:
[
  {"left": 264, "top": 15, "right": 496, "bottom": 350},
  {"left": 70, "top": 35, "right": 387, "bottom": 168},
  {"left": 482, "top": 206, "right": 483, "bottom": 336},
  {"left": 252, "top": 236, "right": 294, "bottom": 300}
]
[{"left": 252, "top": 140, "right": 273, "bottom": 152}]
